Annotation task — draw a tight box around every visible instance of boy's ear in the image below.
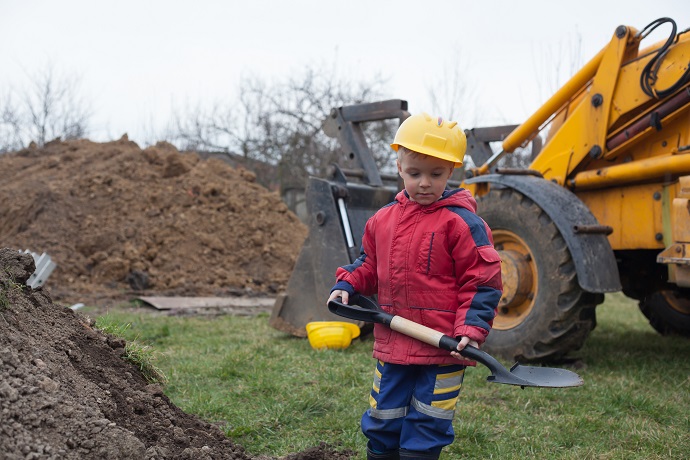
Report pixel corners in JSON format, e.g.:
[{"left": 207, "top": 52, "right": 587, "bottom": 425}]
[{"left": 396, "top": 159, "right": 402, "bottom": 174}]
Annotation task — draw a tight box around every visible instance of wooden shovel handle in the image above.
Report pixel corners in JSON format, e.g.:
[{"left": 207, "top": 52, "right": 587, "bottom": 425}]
[{"left": 389, "top": 315, "right": 484, "bottom": 362}]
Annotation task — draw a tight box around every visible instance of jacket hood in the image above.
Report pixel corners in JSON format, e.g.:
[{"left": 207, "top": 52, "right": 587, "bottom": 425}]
[{"left": 395, "top": 188, "right": 477, "bottom": 213}]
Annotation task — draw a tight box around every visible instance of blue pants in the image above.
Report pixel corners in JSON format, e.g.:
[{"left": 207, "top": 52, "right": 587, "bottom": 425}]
[{"left": 361, "top": 360, "right": 466, "bottom": 455}]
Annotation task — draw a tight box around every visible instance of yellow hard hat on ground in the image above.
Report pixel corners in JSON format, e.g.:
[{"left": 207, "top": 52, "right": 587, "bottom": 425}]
[
  {"left": 305, "top": 321, "right": 361, "bottom": 350},
  {"left": 390, "top": 113, "right": 467, "bottom": 167}
]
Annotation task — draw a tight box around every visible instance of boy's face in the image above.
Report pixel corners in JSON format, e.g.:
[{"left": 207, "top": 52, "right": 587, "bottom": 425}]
[{"left": 397, "top": 150, "right": 454, "bottom": 205}]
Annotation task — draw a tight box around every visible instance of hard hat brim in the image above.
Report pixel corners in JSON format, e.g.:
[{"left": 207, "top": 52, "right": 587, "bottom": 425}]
[{"left": 391, "top": 142, "right": 463, "bottom": 168}]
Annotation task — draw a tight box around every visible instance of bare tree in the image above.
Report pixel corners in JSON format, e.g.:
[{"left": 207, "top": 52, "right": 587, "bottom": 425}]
[
  {"left": 425, "top": 46, "right": 481, "bottom": 125},
  {"left": 169, "top": 64, "right": 394, "bottom": 189},
  {"left": 532, "top": 32, "right": 583, "bottom": 103},
  {"left": 423, "top": 46, "right": 493, "bottom": 176},
  {"left": 0, "top": 66, "right": 91, "bottom": 152},
  {"left": 1, "top": 94, "right": 23, "bottom": 153},
  {"left": 490, "top": 31, "right": 585, "bottom": 170},
  {"left": 420, "top": 35, "right": 585, "bottom": 172}
]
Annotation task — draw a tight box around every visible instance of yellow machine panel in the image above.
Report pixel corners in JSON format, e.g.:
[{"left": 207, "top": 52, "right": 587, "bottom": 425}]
[{"left": 577, "top": 184, "right": 665, "bottom": 250}]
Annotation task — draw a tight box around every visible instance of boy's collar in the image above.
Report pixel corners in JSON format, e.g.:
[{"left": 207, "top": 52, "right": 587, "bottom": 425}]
[
  {"left": 439, "top": 188, "right": 465, "bottom": 200},
  {"left": 400, "top": 188, "right": 465, "bottom": 203}
]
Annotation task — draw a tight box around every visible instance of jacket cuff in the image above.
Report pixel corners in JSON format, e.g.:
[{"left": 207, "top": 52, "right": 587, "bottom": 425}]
[
  {"left": 331, "top": 281, "right": 355, "bottom": 295},
  {"left": 455, "top": 325, "right": 489, "bottom": 344}
]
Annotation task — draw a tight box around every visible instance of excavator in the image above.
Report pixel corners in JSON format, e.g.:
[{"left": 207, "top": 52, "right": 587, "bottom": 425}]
[{"left": 270, "top": 17, "right": 690, "bottom": 361}]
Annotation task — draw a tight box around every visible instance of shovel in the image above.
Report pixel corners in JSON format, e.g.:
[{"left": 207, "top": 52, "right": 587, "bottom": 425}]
[{"left": 327, "top": 295, "right": 583, "bottom": 388}]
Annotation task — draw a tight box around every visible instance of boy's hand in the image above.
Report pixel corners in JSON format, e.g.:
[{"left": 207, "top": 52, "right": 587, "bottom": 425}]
[
  {"left": 450, "top": 336, "right": 479, "bottom": 360},
  {"left": 326, "top": 290, "right": 349, "bottom": 307}
]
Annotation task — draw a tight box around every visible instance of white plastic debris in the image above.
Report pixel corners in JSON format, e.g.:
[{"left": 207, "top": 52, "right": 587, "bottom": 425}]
[{"left": 21, "top": 249, "right": 57, "bottom": 289}]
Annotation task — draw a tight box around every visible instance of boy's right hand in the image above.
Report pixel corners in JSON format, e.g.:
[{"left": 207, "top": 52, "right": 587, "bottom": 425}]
[
  {"left": 450, "top": 336, "right": 479, "bottom": 361},
  {"left": 326, "top": 290, "right": 349, "bottom": 307}
]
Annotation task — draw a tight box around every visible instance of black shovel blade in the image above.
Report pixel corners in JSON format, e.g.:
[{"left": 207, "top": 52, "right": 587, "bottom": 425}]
[
  {"left": 461, "top": 345, "right": 584, "bottom": 388},
  {"left": 502, "top": 363, "right": 584, "bottom": 388}
]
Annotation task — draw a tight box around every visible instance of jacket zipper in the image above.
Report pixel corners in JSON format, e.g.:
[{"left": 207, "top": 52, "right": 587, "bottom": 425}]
[{"left": 426, "top": 232, "right": 435, "bottom": 274}]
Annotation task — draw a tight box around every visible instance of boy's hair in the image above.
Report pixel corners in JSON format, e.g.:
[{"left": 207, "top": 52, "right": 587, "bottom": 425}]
[
  {"left": 397, "top": 146, "right": 454, "bottom": 170},
  {"left": 396, "top": 146, "right": 424, "bottom": 163}
]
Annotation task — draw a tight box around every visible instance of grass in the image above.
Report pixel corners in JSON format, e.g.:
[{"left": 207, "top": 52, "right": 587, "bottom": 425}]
[
  {"left": 95, "top": 293, "right": 690, "bottom": 459},
  {"left": 0, "top": 268, "right": 24, "bottom": 309},
  {"left": 95, "top": 315, "right": 168, "bottom": 385}
]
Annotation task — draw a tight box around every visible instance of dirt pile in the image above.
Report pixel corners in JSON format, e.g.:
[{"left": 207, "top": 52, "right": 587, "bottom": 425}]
[
  {"left": 0, "top": 137, "right": 308, "bottom": 307},
  {"left": 0, "top": 250, "right": 353, "bottom": 459}
]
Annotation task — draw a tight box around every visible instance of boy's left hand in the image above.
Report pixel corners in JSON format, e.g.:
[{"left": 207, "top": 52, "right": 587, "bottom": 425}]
[{"left": 450, "top": 336, "right": 479, "bottom": 360}]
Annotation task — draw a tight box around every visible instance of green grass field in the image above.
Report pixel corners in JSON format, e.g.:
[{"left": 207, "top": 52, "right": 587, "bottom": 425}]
[{"left": 95, "top": 293, "right": 690, "bottom": 459}]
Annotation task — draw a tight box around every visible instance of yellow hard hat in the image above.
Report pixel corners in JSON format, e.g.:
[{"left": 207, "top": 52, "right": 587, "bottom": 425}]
[
  {"left": 305, "top": 321, "right": 361, "bottom": 350},
  {"left": 390, "top": 113, "right": 467, "bottom": 167}
]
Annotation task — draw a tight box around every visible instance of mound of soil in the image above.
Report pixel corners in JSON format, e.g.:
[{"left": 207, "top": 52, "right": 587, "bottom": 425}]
[
  {"left": 0, "top": 250, "right": 354, "bottom": 459},
  {"left": 0, "top": 137, "right": 308, "bottom": 307}
]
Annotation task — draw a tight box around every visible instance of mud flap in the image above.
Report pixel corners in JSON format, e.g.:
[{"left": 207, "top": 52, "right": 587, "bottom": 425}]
[
  {"left": 269, "top": 176, "right": 396, "bottom": 336},
  {"left": 466, "top": 174, "right": 621, "bottom": 293}
]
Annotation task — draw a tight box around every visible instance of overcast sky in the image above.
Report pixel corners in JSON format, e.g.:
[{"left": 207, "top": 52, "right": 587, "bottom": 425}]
[{"left": 2, "top": 1, "right": 689, "bottom": 146}]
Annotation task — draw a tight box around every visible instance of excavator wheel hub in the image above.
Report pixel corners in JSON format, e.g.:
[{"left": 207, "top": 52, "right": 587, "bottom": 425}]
[
  {"left": 662, "top": 290, "right": 690, "bottom": 315},
  {"left": 499, "top": 249, "right": 534, "bottom": 308},
  {"left": 493, "top": 230, "right": 538, "bottom": 330}
]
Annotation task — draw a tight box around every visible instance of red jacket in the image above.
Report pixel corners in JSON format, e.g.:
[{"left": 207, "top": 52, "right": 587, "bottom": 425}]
[{"left": 333, "top": 188, "right": 502, "bottom": 366}]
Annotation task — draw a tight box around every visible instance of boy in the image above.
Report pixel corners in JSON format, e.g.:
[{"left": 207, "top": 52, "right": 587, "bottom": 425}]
[{"left": 327, "top": 113, "right": 503, "bottom": 460}]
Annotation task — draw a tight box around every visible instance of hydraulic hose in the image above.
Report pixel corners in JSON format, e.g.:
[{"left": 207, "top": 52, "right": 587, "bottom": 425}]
[{"left": 639, "top": 17, "right": 690, "bottom": 99}]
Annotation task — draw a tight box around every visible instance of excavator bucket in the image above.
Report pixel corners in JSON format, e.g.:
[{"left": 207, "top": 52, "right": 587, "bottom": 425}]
[
  {"left": 270, "top": 100, "right": 408, "bottom": 336},
  {"left": 269, "top": 176, "right": 397, "bottom": 336}
]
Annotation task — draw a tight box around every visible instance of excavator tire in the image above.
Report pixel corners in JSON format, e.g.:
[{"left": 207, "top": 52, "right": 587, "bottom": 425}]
[
  {"left": 476, "top": 187, "right": 602, "bottom": 362},
  {"left": 639, "top": 289, "right": 690, "bottom": 337}
]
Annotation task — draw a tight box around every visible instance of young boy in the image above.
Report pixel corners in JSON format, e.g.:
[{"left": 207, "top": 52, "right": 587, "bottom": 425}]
[{"left": 327, "top": 113, "right": 503, "bottom": 460}]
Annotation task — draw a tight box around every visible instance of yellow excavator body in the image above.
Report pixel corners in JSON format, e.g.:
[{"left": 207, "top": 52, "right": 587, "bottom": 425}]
[{"left": 272, "top": 18, "right": 690, "bottom": 361}]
